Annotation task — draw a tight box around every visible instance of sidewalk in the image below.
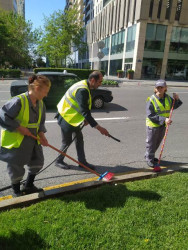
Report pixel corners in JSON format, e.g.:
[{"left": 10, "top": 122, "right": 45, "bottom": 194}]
[
  {"left": 0, "top": 164, "right": 187, "bottom": 211},
  {"left": 104, "top": 75, "right": 188, "bottom": 88}
]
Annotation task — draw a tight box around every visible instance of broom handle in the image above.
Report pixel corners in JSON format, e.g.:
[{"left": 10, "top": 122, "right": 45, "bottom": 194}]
[
  {"left": 158, "top": 98, "right": 175, "bottom": 165},
  {"left": 30, "top": 134, "right": 100, "bottom": 177},
  {"left": 108, "top": 134, "right": 121, "bottom": 142}
]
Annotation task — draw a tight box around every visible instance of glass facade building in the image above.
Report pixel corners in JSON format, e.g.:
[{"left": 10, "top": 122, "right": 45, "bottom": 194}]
[{"left": 86, "top": 0, "right": 188, "bottom": 80}]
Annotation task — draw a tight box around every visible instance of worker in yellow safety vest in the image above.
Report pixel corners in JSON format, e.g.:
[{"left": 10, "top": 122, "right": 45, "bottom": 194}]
[
  {"left": 0, "top": 75, "right": 51, "bottom": 197},
  {"left": 55, "top": 71, "right": 109, "bottom": 170},
  {"left": 145, "top": 79, "right": 182, "bottom": 170}
]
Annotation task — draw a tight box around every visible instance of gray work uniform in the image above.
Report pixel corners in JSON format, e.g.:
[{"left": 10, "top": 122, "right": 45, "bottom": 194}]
[
  {"left": 55, "top": 80, "right": 98, "bottom": 164},
  {"left": 145, "top": 93, "right": 182, "bottom": 163},
  {"left": 0, "top": 92, "right": 47, "bottom": 184}
]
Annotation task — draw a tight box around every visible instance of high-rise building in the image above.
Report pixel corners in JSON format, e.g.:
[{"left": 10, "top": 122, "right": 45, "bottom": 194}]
[
  {"left": 94, "top": 0, "right": 102, "bottom": 17},
  {"left": 83, "top": 0, "right": 94, "bottom": 25},
  {"left": 86, "top": 0, "right": 188, "bottom": 80},
  {"left": 0, "top": 0, "right": 18, "bottom": 13},
  {"left": 16, "top": 0, "right": 25, "bottom": 18}
]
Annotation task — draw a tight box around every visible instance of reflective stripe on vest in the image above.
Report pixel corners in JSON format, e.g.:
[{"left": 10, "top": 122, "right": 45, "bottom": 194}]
[
  {"left": 1, "top": 93, "right": 43, "bottom": 149},
  {"left": 146, "top": 94, "right": 172, "bottom": 127},
  {"left": 57, "top": 80, "right": 92, "bottom": 127}
]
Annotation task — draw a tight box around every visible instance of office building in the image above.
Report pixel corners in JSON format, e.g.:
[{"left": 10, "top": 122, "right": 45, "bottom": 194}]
[
  {"left": 0, "top": 0, "right": 18, "bottom": 13},
  {"left": 16, "top": 0, "right": 25, "bottom": 18},
  {"left": 86, "top": 0, "right": 188, "bottom": 80}
]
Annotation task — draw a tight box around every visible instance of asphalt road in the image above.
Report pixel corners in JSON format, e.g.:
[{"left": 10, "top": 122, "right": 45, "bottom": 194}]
[{"left": 0, "top": 80, "right": 188, "bottom": 196}]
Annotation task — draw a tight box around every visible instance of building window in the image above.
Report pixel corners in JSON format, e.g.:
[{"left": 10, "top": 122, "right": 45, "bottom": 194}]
[
  {"left": 149, "top": 0, "right": 154, "bottom": 18},
  {"left": 103, "top": 0, "right": 111, "bottom": 6},
  {"left": 175, "top": 0, "right": 183, "bottom": 21},
  {"left": 111, "top": 30, "right": 125, "bottom": 55},
  {"left": 142, "top": 58, "right": 162, "bottom": 79},
  {"left": 109, "top": 59, "right": 123, "bottom": 75},
  {"left": 166, "top": 59, "right": 188, "bottom": 80},
  {"left": 170, "top": 27, "right": 188, "bottom": 54},
  {"left": 165, "top": 0, "right": 172, "bottom": 20},
  {"left": 126, "top": 25, "right": 136, "bottom": 52},
  {"left": 145, "top": 23, "right": 167, "bottom": 52},
  {"left": 102, "top": 37, "right": 110, "bottom": 56},
  {"left": 157, "top": 0, "right": 162, "bottom": 19}
]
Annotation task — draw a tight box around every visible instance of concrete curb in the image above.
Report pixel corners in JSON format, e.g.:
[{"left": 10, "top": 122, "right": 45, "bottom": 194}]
[{"left": 0, "top": 165, "right": 187, "bottom": 211}]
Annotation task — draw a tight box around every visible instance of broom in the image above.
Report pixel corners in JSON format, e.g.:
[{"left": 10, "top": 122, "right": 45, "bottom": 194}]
[
  {"left": 154, "top": 98, "right": 176, "bottom": 172},
  {"left": 30, "top": 134, "right": 114, "bottom": 181}
]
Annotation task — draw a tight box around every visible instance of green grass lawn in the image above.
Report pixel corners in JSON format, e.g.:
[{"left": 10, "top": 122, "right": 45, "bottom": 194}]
[{"left": 0, "top": 171, "right": 188, "bottom": 250}]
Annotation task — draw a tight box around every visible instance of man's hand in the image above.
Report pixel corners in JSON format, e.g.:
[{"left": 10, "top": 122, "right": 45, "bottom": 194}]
[
  {"left": 16, "top": 126, "right": 32, "bottom": 136},
  {"left": 38, "top": 132, "right": 49, "bottom": 146},
  {"left": 95, "top": 125, "right": 109, "bottom": 136},
  {"left": 173, "top": 93, "right": 179, "bottom": 100},
  {"left": 165, "top": 118, "right": 172, "bottom": 126},
  {"left": 84, "top": 120, "right": 89, "bottom": 126}
]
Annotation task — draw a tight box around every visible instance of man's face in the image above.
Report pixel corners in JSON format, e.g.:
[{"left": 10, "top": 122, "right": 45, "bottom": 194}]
[{"left": 90, "top": 74, "right": 103, "bottom": 89}]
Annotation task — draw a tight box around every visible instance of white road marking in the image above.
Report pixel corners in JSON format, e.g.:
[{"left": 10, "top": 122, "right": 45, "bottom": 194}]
[{"left": 46, "top": 117, "right": 130, "bottom": 123}]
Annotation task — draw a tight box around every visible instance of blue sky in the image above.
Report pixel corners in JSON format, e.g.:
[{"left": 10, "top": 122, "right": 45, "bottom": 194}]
[{"left": 25, "top": 0, "right": 66, "bottom": 30}]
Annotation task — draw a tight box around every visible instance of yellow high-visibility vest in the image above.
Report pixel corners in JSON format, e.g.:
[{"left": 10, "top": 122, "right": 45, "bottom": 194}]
[
  {"left": 146, "top": 94, "right": 172, "bottom": 127},
  {"left": 57, "top": 80, "right": 92, "bottom": 127},
  {"left": 1, "top": 93, "right": 43, "bottom": 149}
]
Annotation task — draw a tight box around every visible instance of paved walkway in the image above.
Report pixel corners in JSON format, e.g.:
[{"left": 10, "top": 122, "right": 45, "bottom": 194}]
[
  {"left": 1, "top": 164, "right": 187, "bottom": 211},
  {"left": 104, "top": 75, "right": 188, "bottom": 88}
]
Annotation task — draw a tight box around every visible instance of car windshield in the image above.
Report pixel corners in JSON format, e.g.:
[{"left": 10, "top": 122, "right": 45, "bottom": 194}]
[
  {"left": 64, "top": 76, "right": 80, "bottom": 89},
  {"left": 44, "top": 75, "right": 80, "bottom": 89}
]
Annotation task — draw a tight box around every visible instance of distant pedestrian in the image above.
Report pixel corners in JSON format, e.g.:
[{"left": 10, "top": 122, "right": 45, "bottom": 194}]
[
  {"left": 0, "top": 75, "right": 51, "bottom": 197},
  {"left": 145, "top": 79, "right": 182, "bottom": 169}
]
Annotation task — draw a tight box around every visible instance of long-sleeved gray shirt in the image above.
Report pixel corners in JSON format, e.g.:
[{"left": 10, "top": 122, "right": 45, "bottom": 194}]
[
  {"left": 146, "top": 93, "right": 183, "bottom": 126},
  {"left": 0, "top": 92, "right": 46, "bottom": 165},
  {"left": 0, "top": 92, "right": 46, "bottom": 134}
]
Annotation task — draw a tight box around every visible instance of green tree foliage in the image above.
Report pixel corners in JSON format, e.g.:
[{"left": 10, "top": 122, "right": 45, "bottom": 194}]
[
  {"left": 0, "top": 10, "right": 36, "bottom": 68},
  {"left": 37, "top": 6, "right": 86, "bottom": 67}
]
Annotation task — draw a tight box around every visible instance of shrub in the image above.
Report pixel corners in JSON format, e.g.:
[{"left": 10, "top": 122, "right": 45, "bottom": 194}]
[
  {"left": 127, "top": 69, "right": 134, "bottom": 73},
  {"left": 102, "top": 80, "right": 118, "bottom": 86},
  {"left": 33, "top": 68, "right": 105, "bottom": 80},
  {"left": 117, "top": 70, "right": 124, "bottom": 73},
  {"left": 0, "top": 69, "right": 21, "bottom": 78}
]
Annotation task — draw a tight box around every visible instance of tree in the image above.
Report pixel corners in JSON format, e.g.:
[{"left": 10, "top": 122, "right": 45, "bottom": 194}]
[
  {"left": 0, "top": 10, "right": 37, "bottom": 68},
  {"left": 37, "top": 6, "right": 86, "bottom": 67}
]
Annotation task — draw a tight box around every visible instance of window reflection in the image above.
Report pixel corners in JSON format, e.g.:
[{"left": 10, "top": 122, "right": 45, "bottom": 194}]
[
  {"left": 126, "top": 25, "right": 136, "bottom": 52},
  {"left": 170, "top": 27, "right": 188, "bottom": 54},
  {"left": 166, "top": 60, "right": 188, "bottom": 80},
  {"left": 145, "top": 24, "right": 167, "bottom": 52},
  {"left": 142, "top": 58, "right": 162, "bottom": 79},
  {"left": 102, "top": 37, "right": 110, "bottom": 56},
  {"left": 111, "top": 30, "right": 125, "bottom": 55}
]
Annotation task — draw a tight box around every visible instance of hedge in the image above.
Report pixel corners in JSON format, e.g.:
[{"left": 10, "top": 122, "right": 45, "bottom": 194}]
[
  {"left": 0, "top": 69, "right": 21, "bottom": 78},
  {"left": 33, "top": 68, "right": 105, "bottom": 80}
]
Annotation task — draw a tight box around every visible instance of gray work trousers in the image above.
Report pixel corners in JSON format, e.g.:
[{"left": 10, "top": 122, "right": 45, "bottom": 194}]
[
  {"left": 145, "top": 126, "right": 166, "bottom": 162},
  {"left": 57, "top": 127, "right": 86, "bottom": 163},
  {"left": 7, "top": 164, "right": 43, "bottom": 184}
]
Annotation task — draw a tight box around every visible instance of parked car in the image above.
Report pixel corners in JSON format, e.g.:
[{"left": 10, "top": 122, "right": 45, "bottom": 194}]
[{"left": 10, "top": 71, "right": 113, "bottom": 109}]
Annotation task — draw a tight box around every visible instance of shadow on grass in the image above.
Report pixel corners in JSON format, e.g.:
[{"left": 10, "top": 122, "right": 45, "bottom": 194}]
[
  {"left": 61, "top": 184, "right": 161, "bottom": 212},
  {"left": 0, "top": 229, "right": 49, "bottom": 249}
]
